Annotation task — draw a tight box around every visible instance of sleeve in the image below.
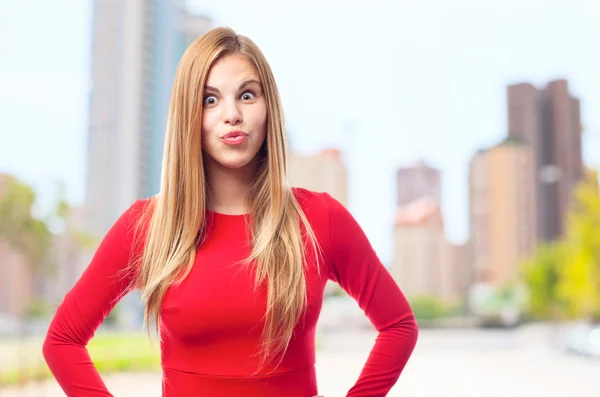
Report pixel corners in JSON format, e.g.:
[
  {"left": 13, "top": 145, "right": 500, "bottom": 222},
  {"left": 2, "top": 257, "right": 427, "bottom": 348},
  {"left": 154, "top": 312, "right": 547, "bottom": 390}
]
[
  {"left": 42, "top": 199, "right": 146, "bottom": 397},
  {"left": 324, "top": 193, "right": 418, "bottom": 397}
]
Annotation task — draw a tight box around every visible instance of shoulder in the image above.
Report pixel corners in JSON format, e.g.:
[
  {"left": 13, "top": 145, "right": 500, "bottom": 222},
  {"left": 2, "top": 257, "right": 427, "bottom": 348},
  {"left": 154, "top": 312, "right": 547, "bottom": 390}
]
[
  {"left": 291, "top": 186, "right": 346, "bottom": 223},
  {"left": 291, "top": 187, "right": 330, "bottom": 237},
  {"left": 291, "top": 187, "right": 349, "bottom": 222},
  {"left": 135, "top": 196, "right": 155, "bottom": 215},
  {"left": 121, "top": 196, "right": 154, "bottom": 225},
  {"left": 292, "top": 187, "right": 329, "bottom": 211},
  {"left": 290, "top": 187, "right": 351, "bottom": 239},
  {"left": 114, "top": 197, "right": 155, "bottom": 260},
  {"left": 114, "top": 196, "right": 155, "bottom": 242}
]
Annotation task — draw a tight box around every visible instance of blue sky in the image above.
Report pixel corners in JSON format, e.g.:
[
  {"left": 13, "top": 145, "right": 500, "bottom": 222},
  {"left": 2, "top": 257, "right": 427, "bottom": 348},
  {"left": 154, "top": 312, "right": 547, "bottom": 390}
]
[{"left": 0, "top": 0, "right": 598, "bottom": 263}]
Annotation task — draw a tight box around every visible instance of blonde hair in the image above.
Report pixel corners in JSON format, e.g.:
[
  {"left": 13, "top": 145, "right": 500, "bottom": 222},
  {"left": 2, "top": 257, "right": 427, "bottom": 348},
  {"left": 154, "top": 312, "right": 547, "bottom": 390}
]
[{"left": 133, "top": 27, "right": 321, "bottom": 371}]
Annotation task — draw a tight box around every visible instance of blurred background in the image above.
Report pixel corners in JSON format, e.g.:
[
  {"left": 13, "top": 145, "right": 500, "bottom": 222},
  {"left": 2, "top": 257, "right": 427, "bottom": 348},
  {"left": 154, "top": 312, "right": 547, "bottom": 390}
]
[{"left": 1, "top": 0, "right": 599, "bottom": 396}]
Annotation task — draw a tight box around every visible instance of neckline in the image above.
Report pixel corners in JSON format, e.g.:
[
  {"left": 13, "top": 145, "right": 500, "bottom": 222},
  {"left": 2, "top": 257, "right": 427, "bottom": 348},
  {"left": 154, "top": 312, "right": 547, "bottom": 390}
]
[{"left": 207, "top": 210, "right": 250, "bottom": 218}]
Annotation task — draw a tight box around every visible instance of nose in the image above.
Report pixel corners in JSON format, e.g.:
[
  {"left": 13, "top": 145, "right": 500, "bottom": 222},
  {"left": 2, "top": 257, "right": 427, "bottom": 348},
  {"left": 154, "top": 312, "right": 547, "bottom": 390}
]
[{"left": 222, "top": 98, "right": 242, "bottom": 126}]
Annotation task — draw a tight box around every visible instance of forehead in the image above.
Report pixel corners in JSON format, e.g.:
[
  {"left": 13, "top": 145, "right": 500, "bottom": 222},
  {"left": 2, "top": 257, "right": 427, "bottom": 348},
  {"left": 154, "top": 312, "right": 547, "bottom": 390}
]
[{"left": 205, "top": 54, "right": 260, "bottom": 87}]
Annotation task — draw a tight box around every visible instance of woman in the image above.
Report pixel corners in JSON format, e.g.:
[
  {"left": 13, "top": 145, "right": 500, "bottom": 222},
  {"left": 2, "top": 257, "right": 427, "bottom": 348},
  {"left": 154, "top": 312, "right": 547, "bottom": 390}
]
[{"left": 43, "top": 27, "right": 418, "bottom": 397}]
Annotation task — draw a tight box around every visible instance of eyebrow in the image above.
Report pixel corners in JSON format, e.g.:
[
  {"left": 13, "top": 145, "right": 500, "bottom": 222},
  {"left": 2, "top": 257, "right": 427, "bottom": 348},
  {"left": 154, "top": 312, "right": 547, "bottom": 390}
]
[{"left": 204, "top": 79, "right": 262, "bottom": 94}]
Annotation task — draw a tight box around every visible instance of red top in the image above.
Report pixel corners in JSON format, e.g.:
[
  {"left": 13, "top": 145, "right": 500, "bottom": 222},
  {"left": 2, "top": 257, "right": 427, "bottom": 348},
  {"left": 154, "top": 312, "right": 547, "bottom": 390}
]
[{"left": 43, "top": 188, "right": 418, "bottom": 397}]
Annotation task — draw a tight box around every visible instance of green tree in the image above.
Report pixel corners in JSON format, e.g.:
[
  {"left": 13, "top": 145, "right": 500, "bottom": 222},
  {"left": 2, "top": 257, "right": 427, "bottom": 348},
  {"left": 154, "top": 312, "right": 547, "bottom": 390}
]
[
  {"left": 523, "top": 169, "right": 600, "bottom": 322},
  {"left": 0, "top": 175, "right": 53, "bottom": 384},
  {"left": 0, "top": 176, "right": 52, "bottom": 277},
  {"left": 522, "top": 242, "right": 566, "bottom": 319},
  {"left": 557, "top": 170, "right": 600, "bottom": 321}
]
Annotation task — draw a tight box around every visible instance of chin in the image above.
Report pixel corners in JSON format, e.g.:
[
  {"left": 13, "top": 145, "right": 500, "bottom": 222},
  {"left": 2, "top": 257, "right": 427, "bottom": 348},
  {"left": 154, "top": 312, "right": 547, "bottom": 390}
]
[
  {"left": 214, "top": 154, "right": 257, "bottom": 170},
  {"left": 220, "top": 160, "right": 253, "bottom": 170}
]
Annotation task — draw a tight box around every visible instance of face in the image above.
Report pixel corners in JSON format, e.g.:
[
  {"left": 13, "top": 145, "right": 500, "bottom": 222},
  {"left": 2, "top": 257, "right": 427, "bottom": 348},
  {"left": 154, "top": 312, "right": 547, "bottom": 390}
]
[{"left": 201, "top": 54, "right": 268, "bottom": 174}]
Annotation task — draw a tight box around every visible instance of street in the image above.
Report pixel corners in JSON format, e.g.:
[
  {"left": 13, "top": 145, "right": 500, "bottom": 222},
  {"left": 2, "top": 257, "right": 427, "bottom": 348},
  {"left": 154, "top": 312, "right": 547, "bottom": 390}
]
[{"left": 3, "top": 324, "right": 600, "bottom": 397}]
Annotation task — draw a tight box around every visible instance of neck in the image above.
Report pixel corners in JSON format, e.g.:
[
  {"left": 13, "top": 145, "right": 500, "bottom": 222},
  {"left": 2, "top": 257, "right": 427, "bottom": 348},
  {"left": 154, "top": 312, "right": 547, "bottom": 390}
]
[{"left": 204, "top": 157, "right": 259, "bottom": 215}]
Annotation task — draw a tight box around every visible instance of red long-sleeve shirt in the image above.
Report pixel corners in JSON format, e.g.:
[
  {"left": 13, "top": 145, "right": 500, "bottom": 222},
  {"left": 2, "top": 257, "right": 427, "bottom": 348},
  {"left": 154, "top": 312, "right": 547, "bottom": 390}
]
[{"left": 43, "top": 188, "right": 418, "bottom": 396}]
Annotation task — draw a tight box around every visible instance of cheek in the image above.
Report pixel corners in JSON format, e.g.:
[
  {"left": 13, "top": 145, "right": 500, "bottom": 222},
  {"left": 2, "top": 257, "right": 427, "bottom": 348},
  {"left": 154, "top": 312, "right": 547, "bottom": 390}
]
[
  {"left": 200, "top": 112, "right": 217, "bottom": 143},
  {"left": 249, "top": 106, "right": 268, "bottom": 136},
  {"left": 200, "top": 113, "right": 211, "bottom": 135}
]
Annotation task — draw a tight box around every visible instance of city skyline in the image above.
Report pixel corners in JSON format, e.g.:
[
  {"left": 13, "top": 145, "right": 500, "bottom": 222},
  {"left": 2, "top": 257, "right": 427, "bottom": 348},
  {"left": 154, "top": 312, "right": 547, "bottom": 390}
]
[{"left": 1, "top": 0, "right": 599, "bottom": 263}]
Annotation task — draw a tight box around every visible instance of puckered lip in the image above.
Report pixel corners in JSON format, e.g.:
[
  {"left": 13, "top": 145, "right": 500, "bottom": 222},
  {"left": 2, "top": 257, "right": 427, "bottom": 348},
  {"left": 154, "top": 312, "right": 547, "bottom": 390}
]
[{"left": 221, "top": 130, "right": 248, "bottom": 139}]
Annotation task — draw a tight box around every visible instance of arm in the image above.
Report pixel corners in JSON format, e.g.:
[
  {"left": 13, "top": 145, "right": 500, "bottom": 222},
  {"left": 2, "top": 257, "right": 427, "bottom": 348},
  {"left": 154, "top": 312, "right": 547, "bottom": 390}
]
[
  {"left": 324, "top": 193, "right": 418, "bottom": 397},
  {"left": 42, "top": 199, "right": 147, "bottom": 397}
]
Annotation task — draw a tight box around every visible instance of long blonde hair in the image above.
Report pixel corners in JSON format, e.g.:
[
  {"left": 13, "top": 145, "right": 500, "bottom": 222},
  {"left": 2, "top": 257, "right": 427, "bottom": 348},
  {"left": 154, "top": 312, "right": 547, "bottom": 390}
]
[{"left": 133, "top": 27, "right": 321, "bottom": 370}]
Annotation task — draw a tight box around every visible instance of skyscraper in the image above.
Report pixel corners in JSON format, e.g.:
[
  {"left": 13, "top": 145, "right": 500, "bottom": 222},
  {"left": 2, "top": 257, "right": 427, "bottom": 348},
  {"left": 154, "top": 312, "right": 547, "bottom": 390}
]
[
  {"left": 392, "top": 197, "right": 446, "bottom": 299},
  {"left": 84, "top": 2, "right": 211, "bottom": 327},
  {"left": 396, "top": 160, "right": 441, "bottom": 207},
  {"left": 468, "top": 139, "right": 537, "bottom": 287},
  {"left": 507, "top": 79, "right": 582, "bottom": 241},
  {"left": 85, "top": 1, "right": 211, "bottom": 237},
  {"left": 392, "top": 160, "right": 472, "bottom": 302}
]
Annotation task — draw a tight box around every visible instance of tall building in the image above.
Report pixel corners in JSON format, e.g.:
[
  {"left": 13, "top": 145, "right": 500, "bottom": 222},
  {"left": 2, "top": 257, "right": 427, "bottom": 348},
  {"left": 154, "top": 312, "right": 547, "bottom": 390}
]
[
  {"left": 85, "top": 1, "right": 212, "bottom": 238},
  {"left": 396, "top": 160, "right": 441, "bottom": 207},
  {"left": 507, "top": 79, "right": 582, "bottom": 241},
  {"left": 148, "top": 12, "right": 212, "bottom": 198},
  {"left": 468, "top": 139, "right": 537, "bottom": 287},
  {"left": 84, "top": 2, "right": 211, "bottom": 327},
  {"left": 391, "top": 198, "right": 448, "bottom": 300},
  {"left": 288, "top": 148, "right": 349, "bottom": 208},
  {"left": 468, "top": 150, "right": 490, "bottom": 281},
  {"left": 392, "top": 161, "right": 470, "bottom": 302}
]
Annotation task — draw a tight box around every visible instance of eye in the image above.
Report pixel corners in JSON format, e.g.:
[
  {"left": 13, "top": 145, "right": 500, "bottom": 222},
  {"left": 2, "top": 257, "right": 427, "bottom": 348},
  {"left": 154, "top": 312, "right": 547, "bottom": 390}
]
[
  {"left": 241, "top": 91, "right": 256, "bottom": 101},
  {"left": 203, "top": 95, "right": 218, "bottom": 106}
]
